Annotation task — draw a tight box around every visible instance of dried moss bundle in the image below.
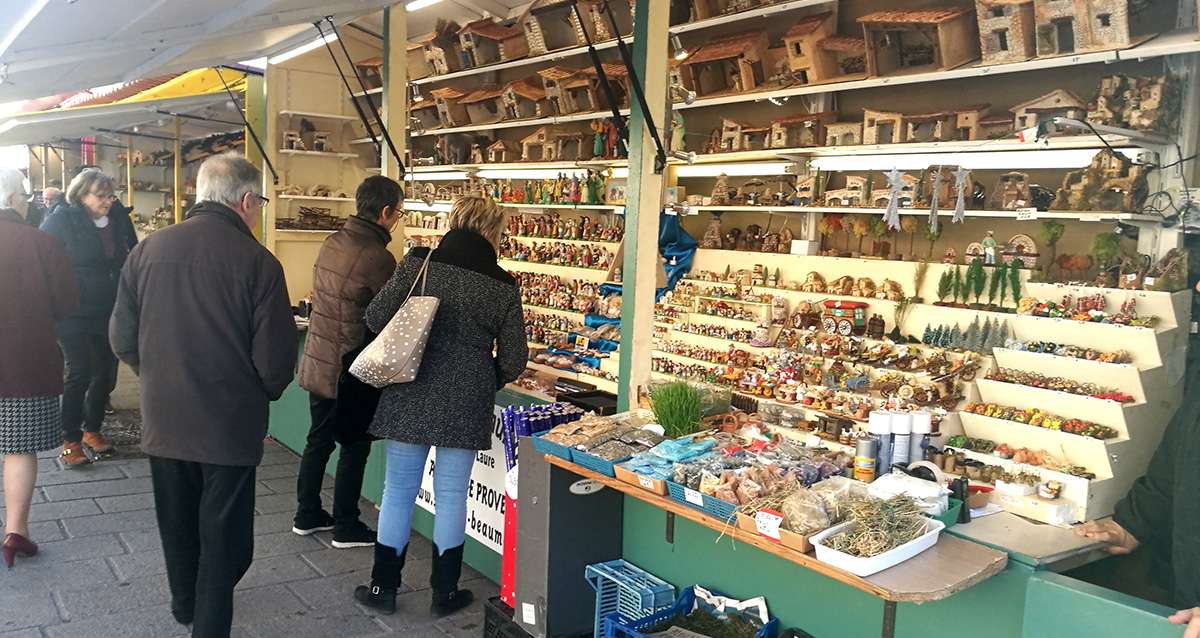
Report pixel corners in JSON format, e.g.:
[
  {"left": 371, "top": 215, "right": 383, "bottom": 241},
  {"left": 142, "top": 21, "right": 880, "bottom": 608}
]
[{"left": 825, "top": 496, "right": 928, "bottom": 557}]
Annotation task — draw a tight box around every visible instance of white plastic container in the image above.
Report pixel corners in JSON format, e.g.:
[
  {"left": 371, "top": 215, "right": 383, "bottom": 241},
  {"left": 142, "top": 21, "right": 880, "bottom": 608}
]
[
  {"left": 995, "top": 479, "right": 1037, "bottom": 497},
  {"left": 810, "top": 519, "right": 946, "bottom": 577}
]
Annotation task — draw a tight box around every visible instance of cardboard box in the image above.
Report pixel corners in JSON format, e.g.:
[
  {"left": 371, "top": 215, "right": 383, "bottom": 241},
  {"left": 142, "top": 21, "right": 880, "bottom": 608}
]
[
  {"left": 614, "top": 464, "right": 667, "bottom": 496},
  {"left": 735, "top": 512, "right": 813, "bottom": 553}
]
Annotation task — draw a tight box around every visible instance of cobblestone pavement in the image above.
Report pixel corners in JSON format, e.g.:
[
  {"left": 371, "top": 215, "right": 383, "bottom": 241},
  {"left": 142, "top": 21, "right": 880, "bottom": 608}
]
[{"left": 0, "top": 440, "right": 499, "bottom": 638}]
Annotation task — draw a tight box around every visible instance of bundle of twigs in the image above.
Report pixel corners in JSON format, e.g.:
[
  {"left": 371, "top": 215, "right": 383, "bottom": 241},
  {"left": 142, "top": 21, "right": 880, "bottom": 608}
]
[{"left": 825, "top": 496, "right": 928, "bottom": 557}]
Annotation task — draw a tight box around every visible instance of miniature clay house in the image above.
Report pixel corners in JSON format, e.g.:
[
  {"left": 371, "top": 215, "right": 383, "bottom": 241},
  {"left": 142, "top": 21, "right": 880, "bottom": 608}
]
[
  {"left": 769, "top": 112, "right": 833, "bottom": 148},
  {"left": 978, "top": 114, "right": 1015, "bottom": 138},
  {"left": 521, "top": 126, "right": 561, "bottom": 161},
  {"left": 1010, "top": 88, "right": 1087, "bottom": 129},
  {"left": 415, "top": 26, "right": 462, "bottom": 76},
  {"left": 825, "top": 121, "right": 863, "bottom": 146},
  {"left": 953, "top": 104, "right": 992, "bottom": 140},
  {"left": 410, "top": 98, "right": 441, "bottom": 131},
  {"left": 1034, "top": 0, "right": 1133, "bottom": 56},
  {"left": 794, "top": 176, "right": 817, "bottom": 205},
  {"left": 824, "top": 175, "right": 868, "bottom": 207},
  {"left": 581, "top": 63, "right": 632, "bottom": 109},
  {"left": 902, "top": 111, "right": 957, "bottom": 142},
  {"left": 502, "top": 78, "right": 549, "bottom": 120},
  {"left": 863, "top": 108, "right": 905, "bottom": 145},
  {"left": 719, "top": 119, "right": 770, "bottom": 152},
  {"left": 404, "top": 43, "right": 432, "bottom": 81},
  {"left": 460, "top": 86, "right": 505, "bottom": 125},
  {"left": 525, "top": 0, "right": 613, "bottom": 56},
  {"left": 990, "top": 171, "right": 1032, "bottom": 209},
  {"left": 871, "top": 172, "right": 918, "bottom": 207},
  {"left": 537, "top": 66, "right": 581, "bottom": 115},
  {"left": 781, "top": 12, "right": 838, "bottom": 85},
  {"left": 817, "top": 35, "right": 868, "bottom": 77},
  {"left": 976, "top": 0, "right": 1037, "bottom": 64},
  {"left": 487, "top": 139, "right": 519, "bottom": 163},
  {"left": 554, "top": 131, "right": 591, "bottom": 161},
  {"left": 430, "top": 87, "right": 469, "bottom": 128},
  {"left": 858, "top": 8, "right": 980, "bottom": 77},
  {"left": 1052, "top": 148, "right": 1148, "bottom": 212},
  {"left": 355, "top": 56, "right": 385, "bottom": 90},
  {"left": 457, "top": 18, "right": 528, "bottom": 68},
  {"left": 562, "top": 74, "right": 600, "bottom": 113},
  {"left": 681, "top": 31, "right": 769, "bottom": 97},
  {"left": 1089, "top": 74, "right": 1169, "bottom": 130}
]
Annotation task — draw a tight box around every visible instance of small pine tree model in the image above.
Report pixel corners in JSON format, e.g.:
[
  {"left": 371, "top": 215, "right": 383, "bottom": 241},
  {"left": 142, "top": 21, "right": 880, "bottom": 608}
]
[
  {"left": 964, "top": 317, "right": 982, "bottom": 353},
  {"left": 1008, "top": 260, "right": 1022, "bottom": 307},
  {"left": 992, "top": 320, "right": 1010, "bottom": 349},
  {"left": 949, "top": 325, "right": 965, "bottom": 350},
  {"left": 923, "top": 325, "right": 934, "bottom": 344},
  {"left": 980, "top": 317, "right": 993, "bottom": 348},
  {"left": 931, "top": 325, "right": 946, "bottom": 346},
  {"left": 939, "top": 325, "right": 954, "bottom": 348},
  {"left": 951, "top": 266, "right": 964, "bottom": 304},
  {"left": 996, "top": 261, "right": 1010, "bottom": 308},
  {"left": 987, "top": 263, "right": 1002, "bottom": 307},
  {"left": 937, "top": 269, "right": 954, "bottom": 304},
  {"left": 969, "top": 258, "right": 986, "bottom": 306}
]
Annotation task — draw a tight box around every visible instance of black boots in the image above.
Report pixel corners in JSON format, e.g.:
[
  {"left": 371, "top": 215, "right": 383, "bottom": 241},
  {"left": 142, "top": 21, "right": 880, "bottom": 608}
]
[
  {"left": 430, "top": 543, "right": 474, "bottom": 617},
  {"left": 354, "top": 542, "right": 408, "bottom": 614}
]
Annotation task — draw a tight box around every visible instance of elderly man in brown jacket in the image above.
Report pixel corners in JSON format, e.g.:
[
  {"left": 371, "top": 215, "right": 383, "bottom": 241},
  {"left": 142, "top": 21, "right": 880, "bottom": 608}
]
[{"left": 292, "top": 175, "right": 403, "bottom": 548}]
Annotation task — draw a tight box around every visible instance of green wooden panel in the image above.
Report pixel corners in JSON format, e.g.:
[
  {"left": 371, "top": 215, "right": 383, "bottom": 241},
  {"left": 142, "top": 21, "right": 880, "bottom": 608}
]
[
  {"left": 620, "top": 497, "right": 1031, "bottom": 637},
  {"left": 1023, "top": 573, "right": 1181, "bottom": 638}
]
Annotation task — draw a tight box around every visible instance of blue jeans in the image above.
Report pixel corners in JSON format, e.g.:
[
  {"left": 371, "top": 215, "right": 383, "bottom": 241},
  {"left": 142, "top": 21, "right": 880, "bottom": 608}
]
[{"left": 377, "top": 441, "right": 475, "bottom": 557}]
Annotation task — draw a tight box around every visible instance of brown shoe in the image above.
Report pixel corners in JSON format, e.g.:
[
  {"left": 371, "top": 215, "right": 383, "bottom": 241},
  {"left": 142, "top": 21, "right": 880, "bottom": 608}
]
[
  {"left": 82, "top": 432, "right": 115, "bottom": 456},
  {"left": 61, "top": 441, "right": 92, "bottom": 467}
]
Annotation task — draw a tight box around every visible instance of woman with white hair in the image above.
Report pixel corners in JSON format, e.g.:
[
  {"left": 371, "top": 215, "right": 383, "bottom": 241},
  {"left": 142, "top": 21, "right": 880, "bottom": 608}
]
[
  {"left": 0, "top": 167, "right": 79, "bottom": 567},
  {"left": 40, "top": 168, "right": 137, "bottom": 465}
]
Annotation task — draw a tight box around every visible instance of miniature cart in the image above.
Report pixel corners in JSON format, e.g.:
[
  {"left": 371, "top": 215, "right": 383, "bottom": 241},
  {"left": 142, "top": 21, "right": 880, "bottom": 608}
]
[{"left": 821, "top": 300, "right": 869, "bottom": 336}]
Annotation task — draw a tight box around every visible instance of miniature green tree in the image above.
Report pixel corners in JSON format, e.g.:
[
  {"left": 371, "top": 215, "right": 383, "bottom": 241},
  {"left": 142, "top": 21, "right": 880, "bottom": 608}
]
[
  {"left": 964, "top": 317, "right": 982, "bottom": 353},
  {"left": 996, "top": 261, "right": 1010, "bottom": 308},
  {"left": 1090, "top": 232, "right": 1123, "bottom": 271},
  {"left": 1039, "top": 220, "right": 1065, "bottom": 280},
  {"left": 922, "top": 325, "right": 934, "bottom": 345},
  {"left": 924, "top": 220, "right": 943, "bottom": 259},
  {"left": 987, "top": 263, "right": 1002, "bottom": 307},
  {"left": 951, "top": 266, "right": 964, "bottom": 304},
  {"left": 968, "top": 257, "right": 986, "bottom": 306},
  {"left": 1008, "top": 259, "right": 1022, "bottom": 307},
  {"left": 936, "top": 269, "right": 954, "bottom": 304},
  {"left": 949, "top": 325, "right": 965, "bottom": 350},
  {"left": 980, "top": 318, "right": 993, "bottom": 348},
  {"left": 869, "top": 217, "right": 889, "bottom": 256}
]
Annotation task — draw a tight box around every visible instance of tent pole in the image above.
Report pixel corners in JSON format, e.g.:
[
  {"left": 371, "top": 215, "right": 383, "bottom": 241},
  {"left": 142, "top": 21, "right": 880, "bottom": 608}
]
[{"left": 173, "top": 116, "right": 182, "bottom": 224}]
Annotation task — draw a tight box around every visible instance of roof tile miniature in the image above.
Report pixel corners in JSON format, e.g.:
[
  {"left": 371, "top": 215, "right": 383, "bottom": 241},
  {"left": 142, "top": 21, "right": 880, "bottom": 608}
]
[
  {"left": 857, "top": 8, "right": 974, "bottom": 24},
  {"left": 687, "top": 31, "right": 765, "bottom": 65}
]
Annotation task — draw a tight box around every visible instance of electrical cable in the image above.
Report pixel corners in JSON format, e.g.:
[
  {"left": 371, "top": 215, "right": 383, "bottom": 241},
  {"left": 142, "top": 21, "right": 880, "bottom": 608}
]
[
  {"left": 571, "top": 1, "right": 629, "bottom": 158},
  {"left": 313, "top": 20, "right": 381, "bottom": 153},
  {"left": 599, "top": 0, "right": 667, "bottom": 174},
  {"left": 216, "top": 67, "right": 278, "bottom": 185}
]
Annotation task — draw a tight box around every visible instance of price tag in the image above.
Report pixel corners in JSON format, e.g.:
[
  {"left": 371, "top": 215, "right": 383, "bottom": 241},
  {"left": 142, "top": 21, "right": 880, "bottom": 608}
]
[
  {"left": 574, "top": 335, "right": 589, "bottom": 351},
  {"left": 1125, "top": 273, "right": 1139, "bottom": 283},
  {"left": 1015, "top": 207, "right": 1037, "bottom": 221},
  {"left": 570, "top": 479, "right": 605, "bottom": 495},
  {"left": 755, "top": 509, "right": 784, "bottom": 541},
  {"left": 638, "top": 475, "right": 655, "bottom": 490},
  {"left": 615, "top": 206, "right": 626, "bottom": 216},
  {"left": 522, "top": 603, "right": 537, "bottom": 625},
  {"left": 684, "top": 487, "right": 704, "bottom": 506},
  {"left": 1144, "top": 276, "right": 1157, "bottom": 287}
]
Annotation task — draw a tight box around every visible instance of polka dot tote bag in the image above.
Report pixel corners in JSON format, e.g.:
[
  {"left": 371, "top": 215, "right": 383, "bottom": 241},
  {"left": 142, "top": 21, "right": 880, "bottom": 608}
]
[{"left": 350, "top": 250, "right": 440, "bottom": 388}]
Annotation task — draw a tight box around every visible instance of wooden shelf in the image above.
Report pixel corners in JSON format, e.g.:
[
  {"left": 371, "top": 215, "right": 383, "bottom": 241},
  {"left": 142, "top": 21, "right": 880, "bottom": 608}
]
[
  {"left": 686, "top": 205, "right": 1162, "bottom": 223},
  {"left": 351, "top": 87, "right": 383, "bottom": 98},
  {"left": 411, "top": 159, "right": 627, "bottom": 172},
  {"left": 546, "top": 455, "right": 1007, "bottom": 603},
  {"left": 670, "top": 0, "right": 833, "bottom": 34},
  {"left": 675, "top": 30, "right": 1200, "bottom": 112},
  {"left": 521, "top": 304, "right": 586, "bottom": 320},
  {"left": 278, "top": 149, "right": 359, "bottom": 159},
  {"left": 509, "top": 235, "right": 620, "bottom": 246},
  {"left": 500, "top": 259, "right": 612, "bottom": 276},
  {"left": 278, "top": 110, "right": 357, "bottom": 121},
  {"left": 411, "top": 37, "right": 629, "bottom": 87},
  {"left": 413, "top": 107, "right": 631, "bottom": 137}
]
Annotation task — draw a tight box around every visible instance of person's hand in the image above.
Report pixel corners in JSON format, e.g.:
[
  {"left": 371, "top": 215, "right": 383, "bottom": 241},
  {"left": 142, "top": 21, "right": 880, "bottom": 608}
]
[
  {"left": 1074, "top": 519, "right": 1140, "bottom": 554},
  {"left": 1168, "top": 608, "right": 1200, "bottom": 638}
]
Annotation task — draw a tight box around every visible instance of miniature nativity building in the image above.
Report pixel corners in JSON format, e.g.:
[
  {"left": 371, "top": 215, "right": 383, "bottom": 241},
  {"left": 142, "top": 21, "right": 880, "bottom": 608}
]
[
  {"left": 769, "top": 112, "right": 834, "bottom": 148},
  {"left": 825, "top": 121, "right": 864, "bottom": 146},
  {"left": 414, "top": 22, "right": 462, "bottom": 76},
  {"left": 679, "top": 31, "right": 769, "bottom": 97},
  {"left": 824, "top": 175, "right": 868, "bottom": 207},
  {"left": 1010, "top": 88, "right": 1087, "bottom": 129},
  {"left": 405, "top": 42, "right": 433, "bottom": 81},
  {"left": 1089, "top": 74, "right": 1170, "bottom": 131},
  {"left": 457, "top": 18, "right": 528, "bottom": 68},
  {"left": 524, "top": 0, "right": 632, "bottom": 56},
  {"left": 538, "top": 66, "right": 581, "bottom": 115},
  {"left": 858, "top": 8, "right": 980, "bottom": 77},
  {"left": 431, "top": 87, "right": 469, "bottom": 128},
  {"left": 581, "top": 63, "right": 632, "bottom": 109},
  {"left": 487, "top": 139, "right": 519, "bottom": 163},
  {"left": 410, "top": 98, "right": 441, "bottom": 131},
  {"left": 870, "top": 172, "right": 918, "bottom": 207},
  {"left": 1034, "top": 0, "right": 1137, "bottom": 57},
  {"left": 989, "top": 171, "right": 1032, "bottom": 209},
  {"left": 1052, "top": 148, "right": 1148, "bottom": 212},
  {"left": 780, "top": 12, "right": 869, "bottom": 86},
  {"left": 719, "top": 119, "right": 771, "bottom": 152},
  {"left": 520, "top": 127, "right": 591, "bottom": 162},
  {"left": 354, "top": 57, "right": 385, "bottom": 90},
  {"left": 502, "top": 78, "right": 550, "bottom": 120},
  {"left": 461, "top": 86, "right": 505, "bottom": 125},
  {"left": 862, "top": 104, "right": 1007, "bottom": 145},
  {"left": 976, "top": 0, "right": 1038, "bottom": 64}
]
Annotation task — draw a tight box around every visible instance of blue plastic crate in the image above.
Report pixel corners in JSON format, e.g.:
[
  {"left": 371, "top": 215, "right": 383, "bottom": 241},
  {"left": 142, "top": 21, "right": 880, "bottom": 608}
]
[
  {"left": 530, "top": 431, "right": 574, "bottom": 462},
  {"left": 665, "top": 481, "right": 737, "bottom": 522},
  {"left": 584, "top": 560, "right": 675, "bottom": 638},
  {"left": 603, "top": 587, "right": 779, "bottom": 638},
  {"left": 572, "top": 449, "right": 629, "bottom": 478}
]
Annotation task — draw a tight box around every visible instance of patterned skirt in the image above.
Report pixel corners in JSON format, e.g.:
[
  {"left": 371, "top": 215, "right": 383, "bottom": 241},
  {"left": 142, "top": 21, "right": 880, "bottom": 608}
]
[{"left": 0, "top": 396, "right": 61, "bottom": 454}]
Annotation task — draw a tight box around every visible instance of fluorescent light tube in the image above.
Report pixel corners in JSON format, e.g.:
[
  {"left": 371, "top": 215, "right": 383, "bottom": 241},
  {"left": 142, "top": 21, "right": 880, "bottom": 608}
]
[
  {"left": 269, "top": 34, "right": 337, "bottom": 65},
  {"left": 810, "top": 148, "right": 1141, "bottom": 172},
  {"left": 406, "top": 0, "right": 446, "bottom": 10},
  {"left": 676, "top": 162, "right": 792, "bottom": 177}
]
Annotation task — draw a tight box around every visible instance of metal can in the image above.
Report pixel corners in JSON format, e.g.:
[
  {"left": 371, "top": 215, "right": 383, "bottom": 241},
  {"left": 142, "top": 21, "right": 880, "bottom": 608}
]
[{"left": 853, "top": 436, "right": 879, "bottom": 483}]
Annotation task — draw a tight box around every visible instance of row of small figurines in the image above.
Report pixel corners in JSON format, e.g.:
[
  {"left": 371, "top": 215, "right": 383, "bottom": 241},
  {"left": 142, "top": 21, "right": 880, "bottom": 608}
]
[
  {"left": 506, "top": 213, "right": 623, "bottom": 243},
  {"left": 500, "top": 237, "right": 614, "bottom": 270}
]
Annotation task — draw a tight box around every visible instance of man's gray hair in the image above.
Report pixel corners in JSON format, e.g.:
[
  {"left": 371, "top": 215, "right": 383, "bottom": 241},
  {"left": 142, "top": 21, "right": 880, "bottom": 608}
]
[
  {"left": 0, "top": 168, "right": 28, "bottom": 211},
  {"left": 196, "top": 153, "right": 262, "bottom": 209}
]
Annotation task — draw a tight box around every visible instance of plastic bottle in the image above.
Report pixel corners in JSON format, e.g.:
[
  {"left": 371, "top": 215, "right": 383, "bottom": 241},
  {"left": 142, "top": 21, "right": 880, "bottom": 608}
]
[
  {"left": 868, "top": 411, "right": 893, "bottom": 474},
  {"left": 890, "top": 412, "right": 913, "bottom": 468},
  {"left": 910, "top": 412, "right": 933, "bottom": 464}
]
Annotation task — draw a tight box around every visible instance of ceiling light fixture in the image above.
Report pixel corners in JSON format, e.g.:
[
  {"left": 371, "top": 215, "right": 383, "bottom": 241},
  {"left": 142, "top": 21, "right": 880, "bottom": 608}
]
[
  {"left": 268, "top": 33, "right": 338, "bottom": 65},
  {"left": 406, "top": 0, "right": 446, "bottom": 10},
  {"left": 671, "top": 35, "right": 689, "bottom": 61}
]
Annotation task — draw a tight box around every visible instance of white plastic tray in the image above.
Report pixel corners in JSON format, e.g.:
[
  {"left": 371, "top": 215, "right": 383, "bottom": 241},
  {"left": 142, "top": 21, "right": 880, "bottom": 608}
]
[{"left": 810, "top": 519, "right": 946, "bottom": 577}]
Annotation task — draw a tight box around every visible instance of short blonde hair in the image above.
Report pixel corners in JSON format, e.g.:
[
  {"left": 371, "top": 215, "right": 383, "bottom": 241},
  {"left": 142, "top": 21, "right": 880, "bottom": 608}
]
[
  {"left": 448, "top": 195, "right": 504, "bottom": 248},
  {"left": 65, "top": 169, "right": 114, "bottom": 206}
]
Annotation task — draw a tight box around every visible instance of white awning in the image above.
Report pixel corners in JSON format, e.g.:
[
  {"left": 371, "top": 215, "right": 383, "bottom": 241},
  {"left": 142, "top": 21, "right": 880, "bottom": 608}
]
[{"left": 0, "top": 93, "right": 238, "bottom": 147}]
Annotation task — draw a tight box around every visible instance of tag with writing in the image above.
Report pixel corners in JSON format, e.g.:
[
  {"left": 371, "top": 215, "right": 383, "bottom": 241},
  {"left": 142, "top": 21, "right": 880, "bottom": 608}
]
[
  {"left": 684, "top": 487, "right": 704, "bottom": 506},
  {"left": 522, "top": 603, "right": 537, "bottom": 625},
  {"left": 1143, "top": 276, "right": 1156, "bottom": 287},
  {"left": 755, "top": 509, "right": 784, "bottom": 541},
  {"left": 1015, "top": 207, "right": 1037, "bottom": 221},
  {"left": 638, "top": 475, "right": 655, "bottom": 490}
]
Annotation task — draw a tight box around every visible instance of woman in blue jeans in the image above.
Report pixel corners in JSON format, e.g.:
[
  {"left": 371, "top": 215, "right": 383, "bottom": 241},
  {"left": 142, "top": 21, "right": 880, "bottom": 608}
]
[{"left": 355, "top": 196, "right": 528, "bottom": 616}]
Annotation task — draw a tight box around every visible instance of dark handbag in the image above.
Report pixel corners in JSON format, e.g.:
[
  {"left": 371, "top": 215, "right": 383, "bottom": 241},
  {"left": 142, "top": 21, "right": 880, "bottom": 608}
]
[{"left": 334, "top": 343, "right": 382, "bottom": 445}]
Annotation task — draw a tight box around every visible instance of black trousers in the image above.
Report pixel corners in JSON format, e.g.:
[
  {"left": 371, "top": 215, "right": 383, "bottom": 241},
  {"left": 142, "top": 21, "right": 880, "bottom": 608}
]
[
  {"left": 59, "top": 333, "right": 119, "bottom": 443},
  {"left": 295, "top": 393, "right": 372, "bottom": 530},
  {"left": 150, "top": 456, "right": 255, "bottom": 638}
]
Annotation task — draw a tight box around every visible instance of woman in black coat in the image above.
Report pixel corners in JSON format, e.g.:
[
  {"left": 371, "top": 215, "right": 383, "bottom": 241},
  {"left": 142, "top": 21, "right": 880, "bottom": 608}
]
[
  {"left": 39, "top": 169, "right": 137, "bottom": 465},
  {"left": 353, "top": 195, "right": 528, "bottom": 617}
]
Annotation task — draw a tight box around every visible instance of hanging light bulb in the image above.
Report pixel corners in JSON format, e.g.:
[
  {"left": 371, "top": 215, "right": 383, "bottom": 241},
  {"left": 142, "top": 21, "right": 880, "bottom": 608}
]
[
  {"left": 671, "top": 150, "right": 697, "bottom": 165},
  {"left": 671, "top": 35, "right": 689, "bottom": 61},
  {"left": 411, "top": 83, "right": 423, "bottom": 102},
  {"left": 669, "top": 83, "right": 695, "bottom": 106}
]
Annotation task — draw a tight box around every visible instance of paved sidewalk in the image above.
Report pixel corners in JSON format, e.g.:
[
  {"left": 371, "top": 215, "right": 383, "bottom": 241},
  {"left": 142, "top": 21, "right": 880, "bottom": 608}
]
[{"left": 0, "top": 441, "right": 498, "bottom": 638}]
